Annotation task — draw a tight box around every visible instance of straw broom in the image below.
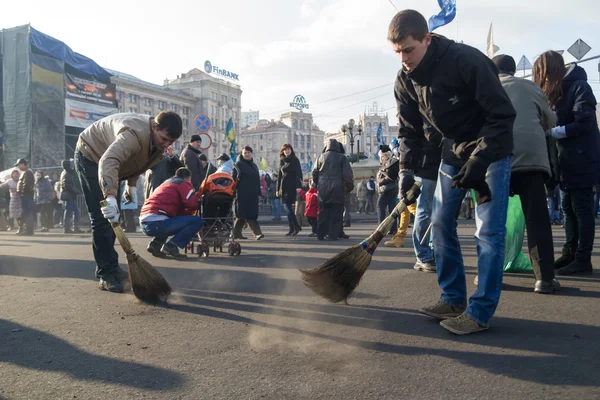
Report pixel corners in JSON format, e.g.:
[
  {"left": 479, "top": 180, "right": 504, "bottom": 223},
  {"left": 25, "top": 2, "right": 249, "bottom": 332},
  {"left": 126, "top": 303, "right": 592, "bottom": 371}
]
[
  {"left": 101, "top": 201, "right": 172, "bottom": 302},
  {"left": 300, "top": 182, "right": 422, "bottom": 303}
]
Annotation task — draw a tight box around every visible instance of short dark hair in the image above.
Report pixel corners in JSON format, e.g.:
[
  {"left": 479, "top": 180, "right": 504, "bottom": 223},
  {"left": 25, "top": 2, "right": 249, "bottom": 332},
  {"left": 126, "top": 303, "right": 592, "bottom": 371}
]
[
  {"left": 387, "top": 10, "right": 429, "bottom": 44},
  {"left": 155, "top": 111, "right": 183, "bottom": 139},
  {"left": 175, "top": 167, "right": 191, "bottom": 179},
  {"left": 242, "top": 145, "right": 253, "bottom": 153}
]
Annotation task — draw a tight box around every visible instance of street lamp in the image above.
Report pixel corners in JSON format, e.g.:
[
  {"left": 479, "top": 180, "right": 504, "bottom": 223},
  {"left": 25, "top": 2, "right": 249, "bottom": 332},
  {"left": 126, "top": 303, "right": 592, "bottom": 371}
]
[{"left": 340, "top": 118, "right": 361, "bottom": 163}]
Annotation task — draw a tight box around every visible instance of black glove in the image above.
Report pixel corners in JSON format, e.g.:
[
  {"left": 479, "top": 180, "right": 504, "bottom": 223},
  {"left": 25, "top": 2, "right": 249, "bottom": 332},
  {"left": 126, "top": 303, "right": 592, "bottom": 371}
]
[
  {"left": 450, "top": 159, "right": 492, "bottom": 205},
  {"left": 399, "top": 170, "right": 416, "bottom": 204}
]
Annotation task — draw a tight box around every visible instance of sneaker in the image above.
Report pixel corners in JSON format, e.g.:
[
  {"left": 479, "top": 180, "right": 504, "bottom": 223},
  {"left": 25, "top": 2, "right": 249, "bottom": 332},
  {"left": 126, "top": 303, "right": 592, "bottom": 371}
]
[
  {"left": 338, "top": 233, "right": 350, "bottom": 239},
  {"left": 558, "top": 259, "right": 593, "bottom": 276},
  {"left": 98, "top": 274, "right": 124, "bottom": 293},
  {"left": 307, "top": 233, "right": 317, "bottom": 237},
  {"left": 474, "top": 275, "right": 478, "bottom": 286},
  {"left": 161, "top": 242, "right": 187, "bottom": 259},
  {"left": 255, "top": 234, "right": 264, "bottom": 241},
  {"left": 414, "top": 260, "right": 436, "bottom": 273},
  {"left": 147, "top": 240, "right": 167, "bottom": 258},
  {"left": 440, "top": 314, "right": 488, "bottom": 335},
  {"left": 419, "top": 301, "right": 466, "bottom": 320},
  {"left": 534, "top": 279, "right": 561, "bottom": 294},
  {"left": 384, "top": 234, "right": 405, "bottom": 248},
  {"left": 554, "top": 248, "right": 574, "bottom": 270}
]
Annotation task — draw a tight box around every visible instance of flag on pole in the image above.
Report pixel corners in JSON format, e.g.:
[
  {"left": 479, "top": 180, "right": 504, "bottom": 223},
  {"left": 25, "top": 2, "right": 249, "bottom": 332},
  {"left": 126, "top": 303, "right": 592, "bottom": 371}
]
[
  {"left": 428, "top": 0, "right": 457, "bottom": 32},
  {"left": 225, "top": 117, "right": 235, "bottom": 143},
  {"left": 308, "top": 153, "right": 313, "bottom": 171},
  {"left": 229, "top": 141, "right": 237, "bottom": 161},
  {"left": 376, "top": 122, "right": 384, "bottom": 145},
  {"left": 486, "top": 23, "right": 500, "bottom": 59},
  {"left": 261, "top": 157, "right": 268, "bottom": 172}
]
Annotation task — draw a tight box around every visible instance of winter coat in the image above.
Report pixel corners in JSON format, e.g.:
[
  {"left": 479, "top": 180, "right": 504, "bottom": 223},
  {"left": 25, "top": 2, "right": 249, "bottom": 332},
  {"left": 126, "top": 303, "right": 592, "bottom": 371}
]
[
  {"left": 499, "top": 74, "right": 556, "bottom": 178},
  {"left": 144, "top": 155, "right": 183, "bottom": 200},
  {"left": 265, "top": 174, "right": 277, "bottom": 199},
  {"left": 76, "top": 113, "right": 163, "bottom": 198},
  {"left": 277, "top": 155, "right": 303, "bottom": 204},
  {"left": 60, "top": 159, "right": 80, "bottom": 201},
  {"left": 140, "top": 177, "right": 199, "bottom": 219},
  {"left": 0, "top": 177, "right": 22, "bottom": 219},
  {"left": 180, "top": 144, "right": 204, "bottom": 191},
  {"left": 376, "top": 157, "right": 400, "bottom": 197},
  {"left": 366, "top": 179, "right": 376, "bottom": 197},
  {"left": 417, "top": 123, "right": 443, "bottom": 181},
  {"left": 554, "top": 65, "right": 600, "bottom": 189},
  {"left": 395, "top": 34, "right": 516, "bottom": 170},
  {"left": 304, "top": 188, "right": 319, "bottom": 218},
  {"left": 232, "top": 157, "right": 261, "bottom": 220},
  {"left": 35, "top": 177, "right": 54, "bottom": 204},
  {"left": 356, "top": 181, "right": 368, "bottom": 201},
  {"left": 312, "top": 140, "right": 354, "bottom": 205},
  {"left": 17, "top": 170, "right": 35, "bottom": 196}
]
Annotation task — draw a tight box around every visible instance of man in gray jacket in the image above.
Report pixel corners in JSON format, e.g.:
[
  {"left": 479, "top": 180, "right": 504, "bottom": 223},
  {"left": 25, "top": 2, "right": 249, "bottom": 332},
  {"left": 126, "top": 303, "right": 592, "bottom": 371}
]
[{"left": 493, "top": 55, "right": 559, "bottom": 294}]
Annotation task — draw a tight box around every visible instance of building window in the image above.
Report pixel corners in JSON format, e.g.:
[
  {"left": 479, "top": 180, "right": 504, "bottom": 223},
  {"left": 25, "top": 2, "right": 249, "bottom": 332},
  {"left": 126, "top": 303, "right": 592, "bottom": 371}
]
[
  {"left": 129, "top": 107, "right": 138, "bottom": 113},
  {"left": 293, "top": 120, "right": 298, "bottom": 129},
  {"left": 158, "top": 101, "right": 165, "bottom": 110},
  {"left": 235, "top": 123, "right": 238, "bottom": 130},
  {"left": 182, "top": 107, "right": 189, "bottom": 115},
  {"left": 222, "top": 95, "right": 228, "bottom": 104},
  {"left": 144, "top": 98, "right": 152, "bottom": 107},
  {"left": 116, "top": 91, "right": 123, "bottom": 101},
  {"left": 128, "top": 94, "right": 138, "bottom": 103},
  {"left": 184, "top": 119, "right": 189, "bottom": 129},
  {"left": 145, "top": 110, "right": 152, "bottom": 116},
  {"left": 212, "top": 92, "right": 217, "bottom": 101},
  {"left": 211, "top": 105, "right": 215, "bottom": 115},
  {"left": 232, "top": 98, "right": 237, "bottom": 106},
  {"left": 170, "top": 104, "right": 179, "bottom": 112}
]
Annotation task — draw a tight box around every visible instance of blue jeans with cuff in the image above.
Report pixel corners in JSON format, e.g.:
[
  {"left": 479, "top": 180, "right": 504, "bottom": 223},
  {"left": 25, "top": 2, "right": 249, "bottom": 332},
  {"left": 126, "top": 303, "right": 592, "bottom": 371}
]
[{"left": 141, "top": 216, "right": 204, "bottom": 248}]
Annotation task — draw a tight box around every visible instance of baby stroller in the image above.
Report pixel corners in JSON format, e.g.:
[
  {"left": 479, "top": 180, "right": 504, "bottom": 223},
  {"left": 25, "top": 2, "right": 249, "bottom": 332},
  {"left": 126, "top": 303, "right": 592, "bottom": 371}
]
[{"left": 185, "top": 172, "right": 241, "bottom": 257}]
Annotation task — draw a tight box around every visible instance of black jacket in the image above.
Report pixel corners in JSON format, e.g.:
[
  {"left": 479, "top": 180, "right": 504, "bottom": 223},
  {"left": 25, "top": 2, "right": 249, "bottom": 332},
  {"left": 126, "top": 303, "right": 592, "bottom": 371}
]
[
  {"left": 232, "top": 157, "right": 261, "bottom": 220},
  {"left": 312, "top": 140, "right": 354, "bottom": 205},
  {"left": 554, "top": 65, "right": 600, "bottom": 188},
  {"left": 395, "top": 35, "right": 515, "bottom": 170},
  {"left": 180, "top": 144, "right": 204, "bottom": 190},
  {"left": 416, "top": 123, "right": 443, "bottom": 181},
  {"left": 144, "top": 155, "right": 183, "bottom": 200},
  {"left": 277, "top": 155, "right": 303, "bottom": 204},
  {"left": 60, "top": 159, "right": 80, "bottom": 201},
  {"left": 17, "top": 169, "right": 35, "bottom": 196},
  {"left": 377, "top": 157, "right": 399, "bottom": 197}
]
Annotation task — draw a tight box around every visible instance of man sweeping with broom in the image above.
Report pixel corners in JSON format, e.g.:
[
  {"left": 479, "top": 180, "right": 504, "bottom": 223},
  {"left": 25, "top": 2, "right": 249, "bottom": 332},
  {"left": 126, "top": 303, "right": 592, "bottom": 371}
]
[
  {"left": 389, "top": 10, "right": 516, "bottom": 335},
  {"left": 75, "top": 111, "right": 183, "bottom": 293}
]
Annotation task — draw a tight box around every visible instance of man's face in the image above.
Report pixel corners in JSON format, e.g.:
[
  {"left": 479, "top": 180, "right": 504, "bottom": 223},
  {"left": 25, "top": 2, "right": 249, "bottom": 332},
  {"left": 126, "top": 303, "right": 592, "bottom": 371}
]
[
  {"left": 242, "top": 149, "right": 253, "bottom": 160},
  {"left": 164, "top": 146, "right": 174, "bottom": 157},
  {"left": 201, "top": 160, "right": 208, "bottom": 168},
  {"left": 17, "top": 163, "right": 28, "bottom": 171},
  {"left": 152, "top": 126, "right": 176, "bottom": 151},
  {"left": 191, "top": 141, "right": 202, "bottom": 150},
  {"left": 390, "top": 34, "right": 431, "bottom": 71}
]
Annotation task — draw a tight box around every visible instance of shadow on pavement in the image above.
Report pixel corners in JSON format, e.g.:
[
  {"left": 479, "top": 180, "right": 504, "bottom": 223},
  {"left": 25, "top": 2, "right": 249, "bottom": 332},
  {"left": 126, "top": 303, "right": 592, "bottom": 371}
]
[{"left": 0, "top": 319, "right": 185, "bottom": 390}]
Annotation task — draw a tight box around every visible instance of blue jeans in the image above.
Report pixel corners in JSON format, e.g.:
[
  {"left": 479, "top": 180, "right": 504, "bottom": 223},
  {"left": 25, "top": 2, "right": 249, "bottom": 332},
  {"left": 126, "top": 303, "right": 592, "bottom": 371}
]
[
  {"left": 271, "top": 198, "right": 281, "bottom": 218},
  {"left": 377, "top": 193, "right": 397, "bottom": 233},
  {"left": 284, "top": 201, "right": 298, "bottom": 225},
  {"left": 431, "top": 157, "right": 510, "bottom": 327},
  {"left": 63, "top": 199, "right": 81, "bottom": 230},
  {"left": 141, "top": 216, "right": 204, "bottom": 248},
  {"left": 74, "top": 149, "right": 119, "bottom": 278},
  {"left": 413, "top": 178, "right": 436, "bottom": 263}
]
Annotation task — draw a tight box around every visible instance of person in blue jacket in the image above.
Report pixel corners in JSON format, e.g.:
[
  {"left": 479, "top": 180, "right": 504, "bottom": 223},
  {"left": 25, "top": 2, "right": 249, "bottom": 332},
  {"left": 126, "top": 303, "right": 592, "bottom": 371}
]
[{"left": 533, "top": 50, "right": 600, "bottom": 275}]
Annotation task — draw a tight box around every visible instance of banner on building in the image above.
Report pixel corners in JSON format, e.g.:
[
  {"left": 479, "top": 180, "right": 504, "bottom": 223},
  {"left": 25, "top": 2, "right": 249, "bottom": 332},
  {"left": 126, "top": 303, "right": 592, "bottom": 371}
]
[
  {"left": 65, "top": 72, "right": 117, "bottom": 107},
  {"left": 65, "top": 99, "right": 118, "bottom": 128}
]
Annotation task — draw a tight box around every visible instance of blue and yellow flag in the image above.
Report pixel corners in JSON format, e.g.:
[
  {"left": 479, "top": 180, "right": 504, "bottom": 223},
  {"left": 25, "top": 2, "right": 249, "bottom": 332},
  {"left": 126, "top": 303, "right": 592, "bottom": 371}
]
[
  {"left": 226, "top": 117, "right": 235, "bottom": 143},
  {"left": 261, "top": 157, "right": 268, "bottom": 172},
  {"left": 429, "top": 0, "right": 457, "bottom": 32},
  {"left": 229, "top": 141, "right": 237, "bottom": 161}
]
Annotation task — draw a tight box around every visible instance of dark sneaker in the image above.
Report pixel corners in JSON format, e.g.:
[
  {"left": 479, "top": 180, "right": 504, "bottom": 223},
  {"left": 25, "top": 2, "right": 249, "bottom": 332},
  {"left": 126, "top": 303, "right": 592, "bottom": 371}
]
[
  {"left": 307, "top": 233, "right": 317, "bottom": 237},
  {"left": 161, "top": 242, "right": 187, "bottom": 259},
  {"left": 419, "top": 301, "right": 466, "bottom": 320},
  {"left": 534, "top": 279, "right": 561, "bottom": 294},
  {"left": 414, "top": 260, "right": 436, "bottom": 273},
  {"left": 338, "top": 233, "right": 350, "bottom": 239},
  {"left": 255, "top": 234, "right": 264, "bottom": 241},
  {"left": 554, "top": 248, "right": 574, "bottom": 270},
  {"left": 98, "top": 274, "right": 124, "bottom": 293},
  {"left": 147, "top": 240, "right": 167, "bottom": 258},
  {"left": 440, "top": 314, "right": 488, "bottom": 335},
  {"left": 558, "top": 260, "right": 593, "bottom": 276},
  {"left": 317, "top": 236, "right": 325, "bottom": 241}
]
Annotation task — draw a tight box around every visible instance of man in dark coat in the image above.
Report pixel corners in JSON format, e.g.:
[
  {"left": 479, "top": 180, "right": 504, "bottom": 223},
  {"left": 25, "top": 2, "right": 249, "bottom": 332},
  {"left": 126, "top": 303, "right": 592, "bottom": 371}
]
[
  {"left": 313, "top": 139, "right": 353, "bottom": 240},
  {"left": 60, "top": 159, "right": 83, "bottom": 234},
  {"left": 199, "top": 154, "right": 217, "bottom": 181},
  {"left": 180, "top": 134, "right": 204, "bottom": 191},
  {"left": 144, "top": 146, "right": 182, "bottom": 200},
  {"left": 232, "top": 146, "right": 264, "bottom": 240},
  {"left": 15, "top": 158, "right": 35, "bottom": 236}
]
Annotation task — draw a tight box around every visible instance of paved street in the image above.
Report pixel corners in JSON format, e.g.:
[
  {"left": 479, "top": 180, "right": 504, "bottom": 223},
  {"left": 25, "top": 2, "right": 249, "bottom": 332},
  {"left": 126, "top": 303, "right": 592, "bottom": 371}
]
[{"left": 1, "top": 221, "right": 599, "bottom": 399}]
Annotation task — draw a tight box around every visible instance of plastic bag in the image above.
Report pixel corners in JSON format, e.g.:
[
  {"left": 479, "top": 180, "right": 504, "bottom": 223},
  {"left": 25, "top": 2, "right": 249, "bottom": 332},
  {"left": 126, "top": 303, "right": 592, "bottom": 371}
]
[{"left": 502, "top": 194, "right": 532, "bottom": 273}]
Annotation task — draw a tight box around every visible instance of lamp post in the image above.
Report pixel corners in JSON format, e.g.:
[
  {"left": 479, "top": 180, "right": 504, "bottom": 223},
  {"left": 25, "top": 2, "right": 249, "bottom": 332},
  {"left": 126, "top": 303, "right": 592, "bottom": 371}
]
[{"left": 340, "top": 118, "right": 361, "bottom": 163}]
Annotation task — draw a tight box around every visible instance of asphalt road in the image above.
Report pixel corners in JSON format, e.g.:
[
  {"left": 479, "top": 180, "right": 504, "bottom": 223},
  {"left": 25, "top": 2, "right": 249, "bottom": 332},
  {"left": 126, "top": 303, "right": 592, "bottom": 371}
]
[{"left": 0, "top": 221, "right": 599, "bottom": 399}]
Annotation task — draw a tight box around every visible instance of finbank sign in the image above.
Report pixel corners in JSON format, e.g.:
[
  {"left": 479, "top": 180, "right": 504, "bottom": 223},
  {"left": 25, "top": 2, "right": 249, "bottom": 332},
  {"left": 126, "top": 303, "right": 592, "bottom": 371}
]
[{"left": 204, "top": 60, "right": 239, "bottom": 81}]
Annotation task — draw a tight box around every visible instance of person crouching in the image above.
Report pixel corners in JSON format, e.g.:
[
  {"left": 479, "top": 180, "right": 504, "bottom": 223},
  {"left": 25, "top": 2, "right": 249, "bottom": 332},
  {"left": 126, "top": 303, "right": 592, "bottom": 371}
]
[{"left": 139, "top": 168, "right": 203, "bottom": 259}]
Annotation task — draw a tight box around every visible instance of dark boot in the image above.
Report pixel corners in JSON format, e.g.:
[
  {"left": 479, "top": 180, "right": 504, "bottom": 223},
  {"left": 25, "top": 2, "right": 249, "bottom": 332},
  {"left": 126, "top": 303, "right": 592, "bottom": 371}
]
[
  {"left": 161, "top": 242, "right": 187, "bottom": 259},
  {"left": 292, "top": 220, "right": 301, "bottom": 236},
  {"left": 558, "top": 259, "right": 593, "bottom": 275},
  {"left": 554, "top": 247, "right": 575, "bottom": 270},
  {"left": 15, "top": 218, "right": 24, "bottom": 235},
  {"left": 98, "top": 274, "right": 124, "bottom": 293},
  {"left": 285, "top": 219, "right": 294, "bottom": 236},
  {"left": 147, "top": 239, "right": 167, "bottom": 258}
]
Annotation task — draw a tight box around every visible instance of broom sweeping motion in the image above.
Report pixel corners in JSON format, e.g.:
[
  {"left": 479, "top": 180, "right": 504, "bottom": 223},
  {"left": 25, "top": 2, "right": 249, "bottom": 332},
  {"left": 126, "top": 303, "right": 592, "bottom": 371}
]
[
  {"left": 102, "top": 201, "right": 172, "bottom": 302},
  {"left": 300, "top": 182, "right": 422, "bottom": 303}
]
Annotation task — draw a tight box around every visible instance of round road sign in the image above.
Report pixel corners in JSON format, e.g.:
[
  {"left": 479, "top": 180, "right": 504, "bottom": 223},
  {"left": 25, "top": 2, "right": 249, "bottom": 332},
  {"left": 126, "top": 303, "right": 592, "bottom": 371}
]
[
  {"left": 195, "top": 114, "right": 211, "bottom": 132},
  {"left": 198, "top": 132, "right": 212, "bottom": 150}
]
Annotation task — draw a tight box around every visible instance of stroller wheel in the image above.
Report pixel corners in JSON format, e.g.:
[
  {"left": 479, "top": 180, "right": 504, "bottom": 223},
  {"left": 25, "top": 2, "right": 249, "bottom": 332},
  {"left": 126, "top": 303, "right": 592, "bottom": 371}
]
[
  {"left": 197, "top": 242, "right": 209, "bottom": 257},
  {"left": 234, "top": 242, "right": 241, "bottom": 256},
  {"left": 227, "top": 243, "right": 235, "bottom": 256}
]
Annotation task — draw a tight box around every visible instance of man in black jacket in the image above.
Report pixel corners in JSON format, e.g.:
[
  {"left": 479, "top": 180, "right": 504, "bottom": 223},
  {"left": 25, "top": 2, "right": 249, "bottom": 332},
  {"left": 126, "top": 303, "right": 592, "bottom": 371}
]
[
  {"left": 389, "top": 10, "right": 516, "bottom": 335},
  {"left": 180, "top": 135, "right": 204, "bottom": 191},
  {"left": 60, "top": 159, "right": 83, "bottom": 234},
  {"left": 144, "top": 146, "right": 182, "bottom": 200}
]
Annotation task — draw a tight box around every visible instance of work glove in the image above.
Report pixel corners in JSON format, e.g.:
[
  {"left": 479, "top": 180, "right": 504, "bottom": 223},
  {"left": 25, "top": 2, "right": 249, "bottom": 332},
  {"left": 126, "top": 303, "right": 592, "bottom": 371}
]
[
  {"left": 124, "top": 184, "right": 138, "bottom": 205},
  {"left": 101, "top": 195, "right": 120, "bottom": 223},
  {"left": 546, "top": 126, "right": 567, "bottom": 140},
  {"left": 450, "top": 158, "right": 492, "bottom": 205},
  {"left": 399, "top": 170, "right": 416, "bottom": 204}
]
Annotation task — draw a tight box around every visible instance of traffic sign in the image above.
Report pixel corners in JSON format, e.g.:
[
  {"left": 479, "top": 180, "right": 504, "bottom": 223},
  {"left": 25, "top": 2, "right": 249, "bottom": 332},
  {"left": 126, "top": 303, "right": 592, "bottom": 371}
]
[
  {"left": 198, "top": 132, "right": 212, "bottom": 150},
  {"left": 195, "top": 114, "right": 211, "bottom": 132},
  {"left": 516, "top": 55, "right": 532, "bottom": 72},
  {"left": 568, "top": 39, "right": 592, "bottom": 61}
]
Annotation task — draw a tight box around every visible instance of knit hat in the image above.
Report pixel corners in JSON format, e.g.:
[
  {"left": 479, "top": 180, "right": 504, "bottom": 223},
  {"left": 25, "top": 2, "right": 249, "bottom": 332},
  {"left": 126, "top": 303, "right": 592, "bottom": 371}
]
[
  {"left": 492, "top": 54, "right": 516, "bottom": 75},
  {"left": 199, "top": 154, "right": 208, "bottom": 162},
  {"left": 190, "top": 134, "right": 202, "bottom": 143}
]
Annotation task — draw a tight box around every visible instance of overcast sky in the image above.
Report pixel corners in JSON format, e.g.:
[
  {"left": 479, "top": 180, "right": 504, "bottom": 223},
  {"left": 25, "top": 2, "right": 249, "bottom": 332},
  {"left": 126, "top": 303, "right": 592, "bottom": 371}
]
[{"left": 2, "top": 0, "right": 600, "bottom": 133}]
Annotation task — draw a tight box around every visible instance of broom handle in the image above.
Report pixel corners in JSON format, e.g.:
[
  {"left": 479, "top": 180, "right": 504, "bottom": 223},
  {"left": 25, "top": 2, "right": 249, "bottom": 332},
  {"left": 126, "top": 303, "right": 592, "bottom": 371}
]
[
  {"left": 372, "top": 182, "right": 422, "bottom": 237},
  {"left": 100, "top": 200, "right": 135, "bottom": 254}
]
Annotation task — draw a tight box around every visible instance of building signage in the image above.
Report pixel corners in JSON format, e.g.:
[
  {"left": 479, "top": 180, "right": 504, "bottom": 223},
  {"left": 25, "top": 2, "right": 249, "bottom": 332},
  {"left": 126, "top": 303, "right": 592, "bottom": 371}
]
[
  {"left": 204, "top": 60, "right": 239, "bottom": 81},
  {"left": 290, "top": 94, "right": 309, "bottom": 111}
]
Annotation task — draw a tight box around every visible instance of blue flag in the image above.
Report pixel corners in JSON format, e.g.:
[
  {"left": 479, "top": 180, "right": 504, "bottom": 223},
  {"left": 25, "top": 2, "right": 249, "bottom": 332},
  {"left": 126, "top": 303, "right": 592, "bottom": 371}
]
[
  {"left": 308, "top": 153, "right": 313, "bottom": 171},
  {"left": 229, "top": 141, "right": 237, "bottom": 161},
  {"left": 376, "top": 122, "right": 384, "bottom": 145},
  {"left": 428, "top": 0, "right": 457, "bottom": 32}
]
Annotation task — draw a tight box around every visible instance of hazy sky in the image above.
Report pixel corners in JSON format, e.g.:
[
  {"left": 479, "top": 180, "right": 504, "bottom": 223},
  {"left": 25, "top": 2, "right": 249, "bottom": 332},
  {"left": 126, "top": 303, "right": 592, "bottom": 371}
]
[{"left": 2, "top": 0, "right": 600, "bottom": 133}]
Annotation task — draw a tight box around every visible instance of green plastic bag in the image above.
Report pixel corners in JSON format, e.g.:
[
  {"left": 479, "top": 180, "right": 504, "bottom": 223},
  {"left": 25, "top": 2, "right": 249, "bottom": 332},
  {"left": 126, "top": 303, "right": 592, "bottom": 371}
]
[{"left": 502, "top": 195, "right": 532, "bottom": 273}]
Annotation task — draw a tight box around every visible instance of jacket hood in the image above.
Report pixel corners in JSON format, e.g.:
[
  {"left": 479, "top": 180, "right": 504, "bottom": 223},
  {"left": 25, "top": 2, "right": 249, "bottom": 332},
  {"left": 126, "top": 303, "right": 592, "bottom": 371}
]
[
  {"left": 323, "top": 139, "right": 343, "bottom": 153},
  {"left": 563, "top": 64, "right": 588, "bottom": 88},
  {"left": 61, "top": 159, "right": 73, "bottom": 170}
]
